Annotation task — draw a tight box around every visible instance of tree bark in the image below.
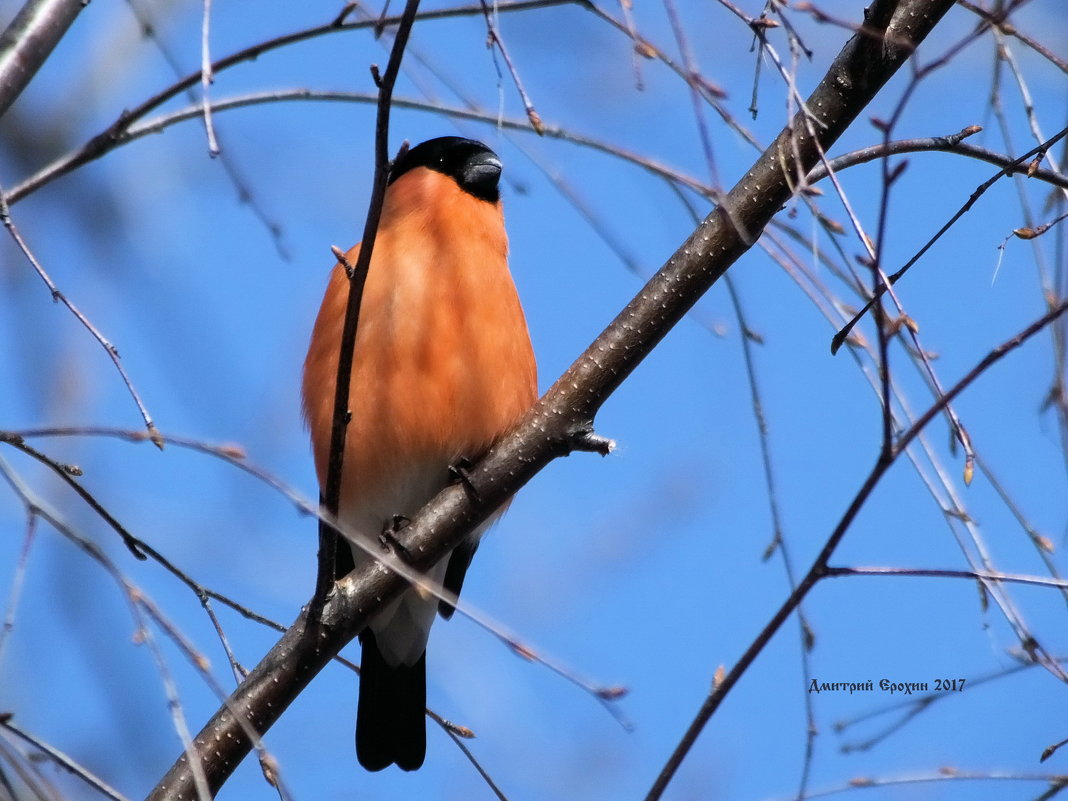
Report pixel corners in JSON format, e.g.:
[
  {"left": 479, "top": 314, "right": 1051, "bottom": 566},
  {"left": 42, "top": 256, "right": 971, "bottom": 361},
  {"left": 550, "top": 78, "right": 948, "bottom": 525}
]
[
  {"left": 145, "top": 0, "right": 958, "bottom": 797},
  {"left": 0, "top": 0, "right": 87, "bottom": 118}
]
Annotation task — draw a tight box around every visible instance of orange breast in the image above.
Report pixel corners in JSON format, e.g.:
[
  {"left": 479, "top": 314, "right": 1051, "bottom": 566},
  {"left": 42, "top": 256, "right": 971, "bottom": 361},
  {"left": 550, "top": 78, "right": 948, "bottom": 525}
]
[{"left": 302, "top": 168, "right": 538, "bottom": 523}]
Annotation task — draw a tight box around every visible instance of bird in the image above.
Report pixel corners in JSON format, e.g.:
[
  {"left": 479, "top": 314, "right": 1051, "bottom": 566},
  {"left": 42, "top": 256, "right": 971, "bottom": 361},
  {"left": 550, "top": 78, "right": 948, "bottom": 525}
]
[{"left": 301, "top": 136, "right": 537, "bottom": 771}]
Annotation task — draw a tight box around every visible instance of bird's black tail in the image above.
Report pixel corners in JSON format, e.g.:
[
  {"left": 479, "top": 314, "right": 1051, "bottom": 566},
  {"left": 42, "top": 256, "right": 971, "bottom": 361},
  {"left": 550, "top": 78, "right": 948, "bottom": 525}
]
[{"left": 356, "top": 630, "right": 427, "bottom": 771}]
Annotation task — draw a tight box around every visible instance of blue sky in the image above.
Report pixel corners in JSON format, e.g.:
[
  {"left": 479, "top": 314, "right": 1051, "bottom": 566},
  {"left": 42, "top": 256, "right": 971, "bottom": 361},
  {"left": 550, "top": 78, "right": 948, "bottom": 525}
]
[{"left": 1, "top": 0, "right": 1067, "bottom": 799}]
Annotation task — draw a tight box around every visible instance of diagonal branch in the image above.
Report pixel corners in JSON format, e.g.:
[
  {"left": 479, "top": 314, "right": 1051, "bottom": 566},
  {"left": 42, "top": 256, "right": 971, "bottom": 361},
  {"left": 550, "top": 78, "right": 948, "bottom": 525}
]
[
  {"left": 0, "top": 0, "right": 88, "bottom": 117},
  {"left": 0, "top": 716, "right": 131, "bottom": 801},
  {"left": 0, "top": 188, "right": 163, "bottom": 446},
  {"left": 644, "top": 299, "right": 1068, "bottom": 801},
  {"left": 830, "top": 123, "right": 1068, "bottom": 353},
  {"left": 145, "top": 1, "right": 962, "bottom": 798}
]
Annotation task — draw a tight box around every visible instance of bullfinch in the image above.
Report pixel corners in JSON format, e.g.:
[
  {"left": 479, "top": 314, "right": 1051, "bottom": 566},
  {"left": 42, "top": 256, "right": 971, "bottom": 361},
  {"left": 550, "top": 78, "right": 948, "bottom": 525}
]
[{"left": 302, "top": 136, "right": 537, "bottom": 771}]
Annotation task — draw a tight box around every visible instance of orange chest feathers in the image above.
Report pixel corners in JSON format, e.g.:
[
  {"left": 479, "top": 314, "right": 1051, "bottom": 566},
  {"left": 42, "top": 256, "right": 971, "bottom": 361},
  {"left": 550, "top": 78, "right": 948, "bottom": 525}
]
[{"left": 302, "top": 169, "right": 538, "bottom": 507}]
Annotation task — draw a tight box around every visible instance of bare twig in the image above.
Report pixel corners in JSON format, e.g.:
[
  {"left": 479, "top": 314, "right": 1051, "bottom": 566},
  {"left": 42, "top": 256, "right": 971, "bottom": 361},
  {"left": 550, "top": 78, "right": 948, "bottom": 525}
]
[
  {"left": 124, "top": 91, "right": 715, "bottom": 196},
  {"left": 0, "top": 717, "right": 131, "bottom": 801},
  {"left": 10, "top": 420, "right": 625, "bottom": 735},
  {"left": 441, "top": 726, "right": 512, "bottom": 801},
  {"left": 199, "top": 0, "right": 220, "bottom": 156},
  {"left": 123, "top": 0, "right": 969, "bottom": 797},
  {"left": 996, "top": 31, "right": 1068, "bottom": 204},
  {"left": 833, "top": 652, "right": 1063, "bottom": 750},
  {"left": 956, "top": 0, "right": 1068, "bottom": 75},
  {"left": 311, "top": 0, "right": 422, "bottom": 620},
  {"left": 768, "top": 218, "right": 1065, "bottom": 678},
  {"left": 0, "top": 187, "right": 162, "bottom": 447},
  {"left": 824, "top": 565, "right": 1068, "bottom": 591},
  {"left": 0, "top": 431, "right": 148, "bottom": 560},
  {"left": 664, "top": 0, "right": 720, "bottom": 185},
  {"left": 808, "top": 129, "right": 1068, "bottom": 191},
  {"left": 975, "top": 455, "right": 1068, "bottom": 607},
  {"left": 0, "top": 512, "right": 38, "bottom": 668},
  {"left": 479, "top": 0, "right": 544, "bottom": 133},
  {"left": 726, "top": 274, "right": 820, "bottom": 797},
  {"left": 776, "top": 768, "right": 1068, "bottom": 801},
  {"left": 831, "top": 125, "right": 1068, "bottom": 354},
  {"left": 0, "top": 456, "right": 213, "bottom": 801}
]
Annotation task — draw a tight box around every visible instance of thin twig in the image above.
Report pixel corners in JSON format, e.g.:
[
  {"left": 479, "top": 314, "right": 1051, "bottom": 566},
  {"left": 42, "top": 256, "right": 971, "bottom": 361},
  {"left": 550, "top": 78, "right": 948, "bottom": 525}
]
[
  {"left": 892, "top": 301, "right": 1068, "bottom": 683},
  {"left": 0, "top": 452, "right": 305, "bottom": 800},
  {"left": 0, "top": 187, "right": 162, "bottom": 447},
  {"left": 441, "top": 728, "right": 512, "bottom": 801},
  {"left": 0, "top": 0, "right": 88, "bottom": 116},
  {"left": 13, "top": 407, "right": 627, "bottom": 739},
  {"left": 996, "top": 31, "right": 1068, "bottom": 204},
  {"left": 808, "top": 130, "right": 1068, "bottom": 191},
  {"left": 0, "top": 456, "right": 214, "bottom": 801},
  {"left": 773, "top": 217, "right": 1065, "bottom": 681},
  {"left": 663, "top": 0, "right": 719, "bottom": 186},
  {"left": 4, "top": 0, "right": 574, "bottom": 205},
  {"left": 0, "top": 737, "right": 61, "bottom": 801},
  {"left": 772, "top": 768, "right": 1068, "bottom": 801},
  {"left": 0, "top": 512, "right": 38, "bottom": 668},
  {"left": 199, "top": 0, "right": 220, "bottom": 156},
  {"left": 726, "top": 275, "right": 820, "bottom": 798},
  {"left": 479, "top": 0, "right": 544, "bottom": 133},
  {"left": 0, "top": 718, "right": 131, "bottom": 801},
  {"left": 988, "top": 33, "right": 1068, "bottom": 485},
  {"left": 824, "top": 565, "right": 1068, "bottom": 590},
  {"left": 975, "top": 455, "right": 1068, "bottom": 607},
  {"left": 831, "top": 125, "right": 1068, "bottom": 354},
  {"left": 0, "top": 432, "right": 147, "bottom": 559},
  {"left": 870, "top": 97, "right": 977, "bottom": 475},
  {"left": 645, "top": 298, "right": 1068, "bottom": 800},
  {"left": 4, "top": 430, "right": 279, "bottom": 676},
  {"left": 956, "top": 0, "right": 1068, "bottom": 75},
  {"left": 311, "top": 0, "right": 422, "bottom": 622},
  {"left": 121, "top": 0, "right": 290, "bottom": 258},
  {"left": 124, "top": 91, "right": 713, "bottom": 195},
  {"left": 0, "top": 742, "right": 36, "bottom": 801},
  {"left": 615, "top": 0, "right": 645, "bottom": 89}
]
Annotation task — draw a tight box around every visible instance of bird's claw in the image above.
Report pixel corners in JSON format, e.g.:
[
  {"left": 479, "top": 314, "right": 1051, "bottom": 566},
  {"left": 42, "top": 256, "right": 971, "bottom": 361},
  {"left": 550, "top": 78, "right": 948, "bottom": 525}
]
[
  {"left": 448, "top": 456, "right": 482, "bottom": 503},
  {"left": 378, "top": 515, "right": 412, "bottom": 560}
]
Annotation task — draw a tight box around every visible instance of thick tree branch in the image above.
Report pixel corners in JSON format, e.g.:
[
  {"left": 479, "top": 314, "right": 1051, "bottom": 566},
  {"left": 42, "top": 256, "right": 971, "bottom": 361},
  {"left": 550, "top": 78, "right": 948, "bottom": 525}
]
[
  {"left": 146, "top": 1, "right": 959, "bottom": 798},
  {"left": 0, "top": 0, "right": 87, "bottom": 118}
]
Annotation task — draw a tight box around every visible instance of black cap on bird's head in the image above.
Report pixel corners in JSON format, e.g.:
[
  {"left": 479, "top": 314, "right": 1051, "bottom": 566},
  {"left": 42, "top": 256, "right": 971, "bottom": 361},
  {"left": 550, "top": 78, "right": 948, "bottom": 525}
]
[{"left": 389, "top": 137, "right": 503, "bottom": 203}]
